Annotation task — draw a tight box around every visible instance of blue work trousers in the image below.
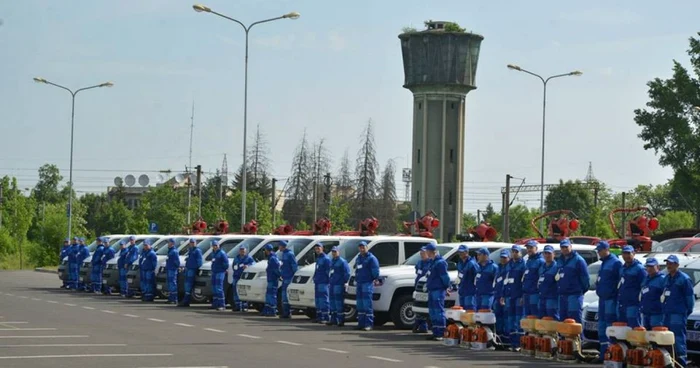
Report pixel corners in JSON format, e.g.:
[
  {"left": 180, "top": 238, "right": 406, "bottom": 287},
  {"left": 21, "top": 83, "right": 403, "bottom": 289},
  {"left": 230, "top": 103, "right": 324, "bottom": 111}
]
[
  {"left": 211, "top": 272, "right": 226, "bottom": 308},
  {"left": 539, "top": 297, "right": 559, "bottom": 320},
  {"left": 314, "top": 283, "right": 330, "bottom": 322},
  {"left": 642, "top": 313, "right": 664, "bottom": 331},
  {"left": 476, "top": 295, "right": 493, "bottom": 311},
  {"left": 523, "top": 293, "right": 539, "bottom": 317},
  {"left": 598, "top": 298, "right": 617, "bottom": 356},
  {"left": 664, "top": 313, "right": 688, "bottom": 367},
  {"left": 428, "top": 290, "right": 446, "bottom": 338},
  {"left": 181, "top": 269, "right": 197, "bottom": 305},
  {"left": 118, "top": 267, "right": 128, "bottom": 296},
  {"left": 618, "top": 303, "right": 641, "bottom": 328},
  {"left": 166, "top": 269, "right": 178, "bottom": 303},
  {"left": 329, "top": 284, "right": 345, "bottom": 325},
  {"left": 142, "top": 270, "right": 155, "bottom": 301},
  {"left": 505, "top": 297, "right": 524, "bottom": 347},
  {"left": 459, "top": 294, "right": 475, "bottom": 311},
  {"left": 280, "top": 279, "right": 292, "bottom": 317},
  {"left": 264, "top": 279, "right": 279, "bottom": 316},
  {"left": 356, "top": 282, "right": 374, "bottom": 328},
  {"left": 558, "top": 294, "right": 583, "bottom": 323},
  {"left": 91, "top": 264, "right": 103, "bottom": 292}
]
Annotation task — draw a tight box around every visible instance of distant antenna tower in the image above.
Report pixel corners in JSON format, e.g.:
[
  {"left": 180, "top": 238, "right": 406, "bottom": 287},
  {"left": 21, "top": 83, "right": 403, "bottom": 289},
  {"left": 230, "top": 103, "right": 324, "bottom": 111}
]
[
  {"left": 221, "top": 154, "right": 228, "bottom": 189},
  {"left": 187, "top": 100, "right": 195, "bottom": 224},
  {"left": 402, "top": 168, "right": 412, "bottom": 202},
  {"left": 584, "top": 161, "right": 597, "bottom": 182}
]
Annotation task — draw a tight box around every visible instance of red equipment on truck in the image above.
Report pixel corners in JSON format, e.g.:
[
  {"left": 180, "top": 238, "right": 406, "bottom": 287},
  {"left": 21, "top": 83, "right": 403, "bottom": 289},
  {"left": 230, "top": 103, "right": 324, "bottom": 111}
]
[
  {"left": 607, "top": 207, "right": 659, "bottom": 252},
  {"left": 518, "top": 210, "right": 599, "bottom": 245},
  {"left": 455, "top": 221, "right": 498, "bottom": 242},
  {"left": 333, "top": 217, "right": 380, "bottom": 236},
  {"left": 401, "top": 210, "right": 440, "bottom": 238},
  {"left": 272, "top": 217, "right": 333, "bottom": 236}
]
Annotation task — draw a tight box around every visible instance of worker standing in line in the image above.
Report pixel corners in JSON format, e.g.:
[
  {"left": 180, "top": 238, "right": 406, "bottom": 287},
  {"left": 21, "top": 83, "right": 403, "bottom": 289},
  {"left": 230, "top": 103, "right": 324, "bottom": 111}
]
[
  {"left": 67, "top": 237, "right": 80, "bottom": 290},
  {"left": 262, "top": 244, "right": 281, "bottom": 317},
  {"left": 137, "top": 240, "right": 148, "bottom": 296},
  {"left": 640, "top": 257, "right": 665, "bottom": 330},
  {"left": 456, "top": 244, "right": 478, "bottom": 311},
  {"left": 661, "top": 255, "right": 694, "bottom": 368},
  {"left": 165, "top": 238, "right": 180, "bottom": 304},
  {"left": 594, "top": 240, "right": 622, "bottom": 358},
  {"left": 555, "top": 238, "right": 589, "bottom": 323},
  {"left": 312, "top": 243, "right": 331, "bottom": 324},
  {"left": 425, "top": 243, "right": 450, "bottom": 341},
  {"left": 90, "top": 237, "right": 105, "bottom": 293},
  {"left": 618, "top": 245, "right": 646, "bottom": 327},
  {"left": 278, "top": 241, "right": 298, "bottom": 319},
  {"left": 522, "top": 240, "right": 544, "bottom": 317},
  {"left": 412, "top": 248, "right": 430, "bottom": 333},
  {"left": 101, "top": 240, "right": 116, "bottom": 295},
  {"left": 494, "top": 249, "right": 510, "bottom": 340},
  {"left": 123, "top": 236, "right": 139, "bottom": 298},
  {"left": 537, "top": 245, "right": 559, "bottom": 319},
  {"left": 77, "top": 237, "right": 90, "bottom": 291},
  {"left": 502, "top": 244, "right": 526, "bottom": 351},
  {"left": 140, "top": 239, "right": 158, "bottom": 302},
  {"left": 117, "top": 240, "right": 128, "bottom": 296},
  {"left": 474, "top": 248, "right": 497, "bottom": 310},
  {"left": 327, "top": 246, "right": 351, "bottom": 327},
  {"left": 178, "top": 238, "right": 202, "bottom": 307},
  {"left": 231, "top": 246, "right": 255, "bottom": 312},
  {"left": 210, "top": 239, "right": 229, "bottom": 311},
  {"left": 354, "top": 241, "right": 380, "bottom": 331},
  {"left": 60, "top": 238, "right": 70, "bottom": 289}
]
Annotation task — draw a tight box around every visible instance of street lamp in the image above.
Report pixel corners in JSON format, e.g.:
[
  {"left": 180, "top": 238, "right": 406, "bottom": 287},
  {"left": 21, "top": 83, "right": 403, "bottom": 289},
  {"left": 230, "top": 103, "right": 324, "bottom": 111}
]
[
  {"left": 33, "top": 77, "right": 113, "bottom": 239},
  {"left": 506, "top": 64, "right": 582, "bottom": 232},
  {"left": 192, "top": 4, "right": 299, "bottom": 230}
]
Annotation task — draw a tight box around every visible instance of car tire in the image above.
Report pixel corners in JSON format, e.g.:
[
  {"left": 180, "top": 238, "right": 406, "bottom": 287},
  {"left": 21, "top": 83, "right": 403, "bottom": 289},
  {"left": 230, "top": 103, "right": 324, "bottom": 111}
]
[
  {"left": 344, "top": 305, "right": 357, "bottom": 322},
  {"left": 304, "top": 308, "right": 317, "bottom": 319},
  {"left": 389, "top": 293, "right": 415, "bottom": 330}
]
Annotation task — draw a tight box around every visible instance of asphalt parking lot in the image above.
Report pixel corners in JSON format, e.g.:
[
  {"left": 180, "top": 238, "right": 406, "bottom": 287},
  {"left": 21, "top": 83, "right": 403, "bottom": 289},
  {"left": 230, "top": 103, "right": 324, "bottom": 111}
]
[{"left": 0, "top": 271, "right": 601, "bottom": 368}]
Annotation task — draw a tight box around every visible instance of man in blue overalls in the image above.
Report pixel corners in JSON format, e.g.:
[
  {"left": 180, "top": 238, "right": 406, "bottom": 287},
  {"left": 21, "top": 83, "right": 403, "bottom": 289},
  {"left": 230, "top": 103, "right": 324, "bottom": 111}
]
[
  {"left": 425, "top": 243, "right": 450, "bottom": 341},
  {"left": 662, "top": 255, "right": 694, "bottom": 367},
  {"left": 640, "top": 257, "right": 665, "bottom": 330},
  {"left": 123, "top": 236, "right": 139, "bottom": 298},
  {"left": 412, "top": 248, "right": 430, "bottom": 333},
  {"left": 502, "top": 244, "right": 526, "bottom": 351},
  {"left": 538, "top": 245, "right": 559, "bottom": 319},
  {"left": 101, "top": 239, "right": 116, "bottom": 294},
  {"left": 313, "top": 243, "right": 331, "bottom": 324},
  {"left": 494, "top": 249, "right": 510, "bottom": 340},
  {"left": 595, "top": 240, "right": 622, "bottom": 357},
  {"left": 522, "top": 240, "right": 544, "bottom": 317},
  {"left": 90, "top": 237, "right": 105, "bottom": 293},
  {"left": 354, "top": 241, "right": 379, "bottom": 331},
  {"left": 618, "top": 245, "right": 646, "bottom": 327},
  {"left": 116, "top": 240, "right": 128, "bottom": 296},
  {"left": 77, "top": 237, "right": 90, "bottom": 291},
  {"left": 328, "top": 246, "right": 350, "bottom": 327},
  {"left": 165, "top": 238, "right": 180, "bottom": 304},
  {"left": 231, "top": 246, "right": 255, "bottom": 311},
  {"left": 263, "top": 244, "right": 281, "bottom": 317},
  {"left": 456, "top": 244, "right": 478, "bottom": 312},
  {"left": 67, "top": 237, "right": 80, "bottom": 290},
  {"left": 210, "top": 239, "right": 229, "bottom": 311},
  {"left": 474, "top": 247, "right": 497, "bottom": 310},
  {"left": 178, "top": 238, "right": 202, "bottom": 307},
  {"left": 60, "top": 238, "right": 70, "bottom": 289},
  {"left": 278, "top": 241, "right": 298, "bottom": 319},
  {"left": 556, "top": 238, "right": 589, "bottom": 323},
  {"left": 140, "top": 239, "right": 157, "bottom": 302}
]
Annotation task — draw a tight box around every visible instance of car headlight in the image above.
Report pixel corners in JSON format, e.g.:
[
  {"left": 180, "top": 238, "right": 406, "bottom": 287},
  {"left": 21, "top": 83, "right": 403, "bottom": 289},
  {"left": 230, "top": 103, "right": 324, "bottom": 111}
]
[
  {"left": 373, "top": 276, "right": 387, "bottom": 287},
  {"left": 200, "top": 270, "right": 211, "bottom": 277}
]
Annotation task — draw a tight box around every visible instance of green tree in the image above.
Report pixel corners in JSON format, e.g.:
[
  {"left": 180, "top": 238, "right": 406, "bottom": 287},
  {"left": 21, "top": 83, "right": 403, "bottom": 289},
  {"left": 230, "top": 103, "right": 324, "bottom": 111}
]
[
  {"left": 490, "top": 204, "right": 539, "bottom": 241},
  {"left": 222, "top": 190, "right": 273, "bottom": 234},
  {"left": 634, "top": 32, "right": 700, "bottom": 227},
  {"left": 658, "top": 210, "right": 695, "bottom": 231},
  {"left": 33, "top": 164, "right": 63, "bottom": 204},
  {"left": 544, "top": 180, "right": 594, "bottom": 215},
  {"left": 137, "top": 185, "right": 188, "bottom": 234},
  {"left": 328, "top": 197, "right": 352, "bottom": 232},
  {"left": 462, "top": 213, "right": 478, "bottom": 230}
]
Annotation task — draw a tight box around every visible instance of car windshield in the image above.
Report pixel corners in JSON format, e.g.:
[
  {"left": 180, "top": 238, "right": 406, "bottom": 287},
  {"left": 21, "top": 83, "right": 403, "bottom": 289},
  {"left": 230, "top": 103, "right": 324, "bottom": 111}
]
[
  {"left": 195, "top": 237, "right": 220, "bottom": 257},
  {"left": 205, "top": 239, "right": 247, "bottom": 261},
  {"left": 86, "top": 240, "right": 99, "bottom": 252},
  {"left": 332, "top": 238, "right": 370, "bottom": 261},
  {"left": 682, "top": 268, "right": 700, "bottom": 286},
  {"left": 108, "top": 237, "right": 127, "bottom": 247},
  {"left": 156, "top": 237, "right": 189, "bottom": 255},
  {"left": 653, "top": 239, "right": 692, "bottom": 252},
  {"left": 178, "top": 238, "right": 207, "bottom": 255},
  {"left": 403, "top": 245, "right": 453, "bottom": 265},
  {"left": 287, "top": 238, "right": 314, "bottom": 255},
  {"left": 490, "top": 249, "right": 525, "bottom": 263},
  {"left": 134, "top": 237, "right": 161, "bottom": 250},
  {"left": 226, "top": 237, "right": 264, "bottom": 257}
]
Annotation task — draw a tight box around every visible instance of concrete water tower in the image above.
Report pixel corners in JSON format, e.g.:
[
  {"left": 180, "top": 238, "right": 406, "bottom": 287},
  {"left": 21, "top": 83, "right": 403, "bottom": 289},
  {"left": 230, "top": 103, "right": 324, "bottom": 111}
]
[{"left": 399, "top": 20, "right": 484, "bottom": 242}]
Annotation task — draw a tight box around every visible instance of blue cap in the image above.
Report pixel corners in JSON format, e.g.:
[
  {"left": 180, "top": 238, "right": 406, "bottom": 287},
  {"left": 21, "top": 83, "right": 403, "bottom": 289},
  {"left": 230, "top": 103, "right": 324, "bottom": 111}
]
[
  {"left": 264, "top": 244, "right": 274, "bottom": 251},
  {"left": 525, "top": 240, "right": 539, "bottom": 248},
  {"left": 511, "top": 244, "right": 523, "bottom": 252},
  {"left": 560, "top": 239, "right": 571, "bottom": 247},
  {"left": 129, "top": 235, "right": 136, "bottom": 241},
  {"left": 239, "top": 246, "right": 247, "bottom": 251},
  {"left": 622, "top": 245, "right": 635, "bottom": 253},
  {"left": 331, "top": 246, "right": 339, "bottom": 252},
  {"left": 595, "top": 241, "right": 610, "bottom": 251},
  {"left": 80, "top": 237, "right": 86, "bottom": 242},
  {"left": 645, "top": 258, "right": 659, "bottom": 267},
  {"left": 313, "top": 243, "right": 322, "bottom": 248},
  {"left": 64, "top": 238, "right": 70, "bottom": 242},
  {"left": 543, "top": 245, "right": 555, "bottom": 253},
  {"left": 499, "top": 249, "right": 510, "bottom": 258},
  {"left": 665, "top": 255, "right": 680, "bottom": 264},
  {"left": 358, "top": 241, "right": 368, "bottom": 247},
  {"left": 211, "top": 239, "right": 220, "bottom": 246},
  {"left": 73, "top": 236, "right": 79, "bottom": 241},
  {"left": 120, "top": 240, "right": 127, "bottom": 245},
  {"left": 424, "top": 243, "right": 437, "bottom": 252},
  {"left": 168, "top": 238, "right": 176, "bottom": 243},
  {"left": 101, "top": 237, "right": 108, "bottom": 242},
  {"left": 457, "top": 245, "right": 468, "bottom": 253},
  {"left": 188, "top": 238, "right": 196, "bottom": 243},
  {"left": 420, "top": 246, "right": 427, "bottom": 252},
  {"left": 144, "top": 239, "right": 152, "bottom": 246},
  {"left": 477, "top": 247, "right": 490, "bottom": 256},
  {"left": 278, "top": 240, "right": 288, "bottom": 248}
]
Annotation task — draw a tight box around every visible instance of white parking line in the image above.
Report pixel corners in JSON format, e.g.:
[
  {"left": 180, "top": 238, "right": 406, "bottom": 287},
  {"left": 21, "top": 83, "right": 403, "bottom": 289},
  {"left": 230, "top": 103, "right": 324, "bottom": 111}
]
[
  {"left": 0, "top": 335, "right": 88, "bottom": 339},
  {"left": 175, "top": 323, "right": 194, "bottom": 327},
  {"left": 123, "top": 314, "right": 139, "bottom": 318},
  {"left": 47, "top": 300, "right": 58, "bottom": 304},
  {"left": 147, "top": 318, "right": 165, "bottom": 322},
  {"left": 0, "top": 344, "right": 126, "bottom": 347},
  {"left": 0, "top": 328, "right": 57, "bottom": 331},
  {"left": 18, "top": 296, "right": 28, "bottom": 299},
  {"left": 64, "top": 303, "right": 76, "bottom": 307},
  {"left": 0, "top": 353, "right": 172, "bottom": 360},
  {"left": 204, "top": 328, "right": 225, "bottom": 333},
  {"left": 5, "top": 293, "right": 13, "bottom": 296},
  {"left": 0, "top": 322, "right": 28, "bottom": 324},
  {"left": 367, "top": 356, "right": 402, "bottom": 363},
  {"left": 82, "top": 306, "right": 95, "bottom": 310},
  {"left": 31, "top": 298, "right": 41, "bottom": 301},
  {"left": 318, "top": 348, "right": 348, "bottom": 354},
  {"left": 135, "top": 366, "right": 229, "bottom": 368},
  {"left": 102, "top": 310, "right": 116, "bottom": 314},
  {"left": 237, "top": 334, "right": 261, "bottom": 339},
  {"left": 276, "top": 340, "right": 302, "bottom": 346}
]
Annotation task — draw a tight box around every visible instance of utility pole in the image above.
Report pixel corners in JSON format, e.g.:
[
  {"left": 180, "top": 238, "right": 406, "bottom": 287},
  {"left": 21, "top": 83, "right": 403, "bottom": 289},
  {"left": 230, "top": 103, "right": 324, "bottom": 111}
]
[
  {"left": 187, "top": 101, "right": 195, "bottom": 224},
  {"left": 0, "top": 185, "right": 3, "bottom": 230},
  {"left": 503, "top": 174, "right": 512, "bottom": 242},
  {"left": 477, "top": 209, "right": 481, "bottom": 223},
  {"left": 195, "top": 165, "right": 202, "bottom": 218},
  {"left": 621, "top": 192, "right": 626, "bottom": 238},
  {"left": 271, "top": 178, "right": 277, "bottom": 227},
  {"left": 324, "top": 173, "right": 332, "bottom": 233}
]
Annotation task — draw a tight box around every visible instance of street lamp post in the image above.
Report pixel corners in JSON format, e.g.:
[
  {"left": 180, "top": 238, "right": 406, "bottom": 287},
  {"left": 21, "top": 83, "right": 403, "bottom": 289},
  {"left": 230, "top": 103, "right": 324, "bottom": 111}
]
[
  {"left": 33, "top": 77, "right": 113, "bottom": 239},
  {"left": 506, "top": 64, "right": 582, "bottom": 232},
  {"left": 193, "top": 4, "right": 299, "bottom": 230}
]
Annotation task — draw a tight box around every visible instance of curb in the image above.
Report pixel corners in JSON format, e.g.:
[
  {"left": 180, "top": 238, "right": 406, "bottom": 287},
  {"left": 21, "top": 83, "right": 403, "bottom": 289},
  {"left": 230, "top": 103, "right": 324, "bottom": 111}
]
[{"left": 35, "top": 267, "right": 58, "bottom": 274}]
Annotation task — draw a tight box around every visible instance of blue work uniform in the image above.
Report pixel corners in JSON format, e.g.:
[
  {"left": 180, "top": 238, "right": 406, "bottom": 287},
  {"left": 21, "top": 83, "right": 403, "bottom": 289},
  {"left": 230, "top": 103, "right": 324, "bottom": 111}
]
[
  {"left": 556, "top": 251, "right": 589, "bottom": 323},
  {"left": 264, "top": 252, "right": 281, "bottom": 316},
  {"left": 475, "top": 260, "right": 498, "bottom": 310},
  {"left": 640, "top": 272, "right": 665, "bottom": 330},
  {"left": 180, "top": 246, "right": 202, "bottom": 306},
  {"left": 662, "top": 270, "right": 694, "bottom": 367},
  {"left": 165, "top": 246, "right": 180, "bottom": 303},
  {"left": 413, "top": 258, "right": 431, "bottom": 332},
  {"left": 329, "top": 256, "right": 351, "bottom": 325},
  {"left": 101, "top": 247, "right": 115, "bottom": 294},
  {"left": 77, "top": 244, "right": 90, "bottom": 290},
  {"left": 618, "top": 259, "right": 646, "bottom": 327},
  {"left": 523, "top": 253, "right": 544, "bottom": 317},
  {"left": 231, "top": 253, "right": 255, "bottom": 310},
  {"left": 91, "top": 244, "right": 105, "bottom": 293},
  {"left": 503, "top": 257, "right": 526, "bottom": 347},
  {"left": 123, "top": 244, "right": 139, "bottom": 297},
  {"left": 538, "top": 261, "right": 560, "bottom": 319},
  {"left": 457, "top": 255, "right": 479, "bottom": 311},
  {"left": 426, "top": 254, "right": 450, "bottom": 338},
  {"left": 494, "top": 262, "right": 509, "bottom": 337},
  {"left": 313, "top": 252, "right": 331, "bottom": 322},
  {"left": 210, "top": 248, "right": 229, "bottom": 309},
  {"left": 140, "top": 248, "right": 157, "bottom": 301},
  {"left": 67, "top": 243, "right": 80, "bottom": 289},
  {"left": 596, "top": 253, "right": 622, "bottom": 356},
  {"left": 354, "top": 252, "right": 380, "bottom": 329},
  {"left": 117, "top": 247, "right": 128, "bottom": 296},
  {"left": 138, "top": 249, "right": 148, "bottom": 295},
  {"left": 279, "top": 248, "right": 298, "bottom": 318},
  {"left": 60, "top": 245, "right": 70, "bottom": 288}
]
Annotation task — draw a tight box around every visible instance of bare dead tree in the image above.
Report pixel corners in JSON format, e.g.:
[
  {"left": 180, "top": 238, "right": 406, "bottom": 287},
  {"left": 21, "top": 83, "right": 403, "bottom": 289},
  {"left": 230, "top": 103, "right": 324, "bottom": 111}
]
[
  {"left": 378, "top": 159, "right": 398, "bottom": 233},
  {"left": 282, "top": 130, "right": 312, "bottom": 226},
  {"left": 353, "top": 119, "right": 379, "bottom": 221}
]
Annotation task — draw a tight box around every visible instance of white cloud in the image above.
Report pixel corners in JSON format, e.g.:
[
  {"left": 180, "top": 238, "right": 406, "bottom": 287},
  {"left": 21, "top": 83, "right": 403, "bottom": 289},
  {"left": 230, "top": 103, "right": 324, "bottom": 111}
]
[{"left": 559, "top": 8, "right": 643, "bottom": 26}]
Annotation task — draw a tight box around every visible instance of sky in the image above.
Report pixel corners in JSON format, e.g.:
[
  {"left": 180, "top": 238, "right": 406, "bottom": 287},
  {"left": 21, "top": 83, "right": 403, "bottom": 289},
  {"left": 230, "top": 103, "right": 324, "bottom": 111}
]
[{"left": 1, "top": 0, "right": 699, "bottom": 215}]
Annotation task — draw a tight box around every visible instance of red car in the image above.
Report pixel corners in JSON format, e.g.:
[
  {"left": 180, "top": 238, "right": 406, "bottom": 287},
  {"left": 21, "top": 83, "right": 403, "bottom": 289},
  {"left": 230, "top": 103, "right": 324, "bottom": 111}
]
[{"left": 652, "top": 238, "right": 700, "bottom": 253}]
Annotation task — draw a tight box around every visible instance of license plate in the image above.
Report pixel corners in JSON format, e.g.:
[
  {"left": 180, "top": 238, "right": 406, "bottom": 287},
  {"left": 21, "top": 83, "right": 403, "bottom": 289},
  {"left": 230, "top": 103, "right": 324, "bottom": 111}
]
[
  {"left": 237, "top": 286, "right": 247, "bottom": 296},
  {"left": 79, "top": 277, "right": 84, "bottom": 282},
  {"left": 127, "top": 278, "right": 133, "bottom": 284},
  {"left": 156, "top": 284, "right": 163, "bottom": 290},
  {"left": 194, "top": 288, "right": 202, "bottom": 294},
  {"left": 288, "top": 289, "right": 299, "bottom": 301},
  {"left": 689, "top": 331, "right": 700, "bottom": 342},
  {"left": 102, "top": 279, "right": 107, "bottom": 284},
  {"left": 346, "top": 286, "right": 356, "bottom": 294},
  {"left": 414, "top": 293, "right": 428, "bottom": 302},
  {"left": 584, "top": 321, "right": 597, "bottom": 331}
]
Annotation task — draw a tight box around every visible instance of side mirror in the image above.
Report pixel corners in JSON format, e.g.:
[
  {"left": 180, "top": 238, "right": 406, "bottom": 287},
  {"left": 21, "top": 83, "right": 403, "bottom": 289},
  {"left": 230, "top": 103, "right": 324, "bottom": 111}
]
[{"left": 447, "top": 261, "right": 457, "bottom": 271}]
